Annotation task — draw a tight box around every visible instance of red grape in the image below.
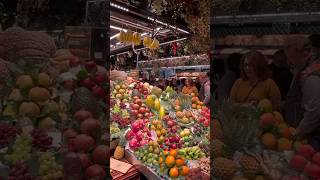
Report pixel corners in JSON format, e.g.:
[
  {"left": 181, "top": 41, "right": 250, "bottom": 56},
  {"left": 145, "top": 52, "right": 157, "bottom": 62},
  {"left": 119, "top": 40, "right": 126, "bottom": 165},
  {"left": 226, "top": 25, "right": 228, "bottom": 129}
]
[{"left": 31, "top": 129, "right": 53, "bottom": 151}]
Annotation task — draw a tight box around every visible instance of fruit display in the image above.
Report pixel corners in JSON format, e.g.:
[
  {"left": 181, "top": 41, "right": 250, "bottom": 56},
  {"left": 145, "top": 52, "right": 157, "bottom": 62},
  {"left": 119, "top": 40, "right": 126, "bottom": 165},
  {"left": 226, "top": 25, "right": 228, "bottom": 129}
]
[
  {"left": 110, "top": 78, "right": 211, "bottom": 179},
  {"left": 211, "top": 99, "right": 320, "bottom": 179}
]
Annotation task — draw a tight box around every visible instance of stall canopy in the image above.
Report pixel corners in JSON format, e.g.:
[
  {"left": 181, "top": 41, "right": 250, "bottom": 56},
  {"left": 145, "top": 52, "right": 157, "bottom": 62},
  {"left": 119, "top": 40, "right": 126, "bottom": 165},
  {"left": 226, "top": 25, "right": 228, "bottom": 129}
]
[{"left": 110, "top": 0, "right": 190, "bottom": 55}]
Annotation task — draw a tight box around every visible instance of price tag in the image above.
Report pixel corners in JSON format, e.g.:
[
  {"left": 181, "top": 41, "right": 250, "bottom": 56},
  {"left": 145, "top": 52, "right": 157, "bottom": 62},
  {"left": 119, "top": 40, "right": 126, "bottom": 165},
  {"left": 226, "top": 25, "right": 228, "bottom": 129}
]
[{"left": 48, "top": 132, "right": 62, "bottom": 148}]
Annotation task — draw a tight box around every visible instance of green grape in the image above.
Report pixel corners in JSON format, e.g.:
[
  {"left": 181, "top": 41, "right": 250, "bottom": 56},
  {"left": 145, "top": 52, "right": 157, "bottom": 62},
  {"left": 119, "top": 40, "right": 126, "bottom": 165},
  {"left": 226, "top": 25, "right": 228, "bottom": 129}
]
[{"left": 38, "top": 152, "right": 63, "bottom": 179}]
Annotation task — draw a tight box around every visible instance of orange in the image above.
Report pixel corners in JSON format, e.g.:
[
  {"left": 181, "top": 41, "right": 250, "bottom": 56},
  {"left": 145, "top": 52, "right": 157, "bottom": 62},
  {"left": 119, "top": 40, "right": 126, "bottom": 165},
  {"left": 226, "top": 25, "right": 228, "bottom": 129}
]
[
  {"left": 199, "top": 101, "right": 203, "bottom": 106},
  {"left": 151, "top": 125, "right": 156, "bottom": 130},
  {"left": 165, "top": 155, "right": 175, "bottom": 168},
  {"left": 278, "top": 125, "right": 292, "bottom": 139},
  {"left": 261, "top": 133, "right": 277, "bottom": 149},
  {"left": 277, "top": 137, "right": 292, "bottom": 151},
  {"left": 180, "top": 166, "right": 189, "bottom": 176},
  {"left": 170, "top": 149, "right": 178, "bottom": 157},
  {"left": 175, "top": 159, "right": 185, "bottom": 166},
  {"left": 156, "top": 124, "right": 162, "bottom": 129},
  {"left": 197, "top": 105, "right": 202, "bottom": 109},
  {"left": 191, "top": 93, "right": 196, "bottom": 97},
  {"left": 192, "top": 104, "right": 197, "bottom": 109},
  {"left": 169, "top": 167, "right": 179, "bottom": 178}
]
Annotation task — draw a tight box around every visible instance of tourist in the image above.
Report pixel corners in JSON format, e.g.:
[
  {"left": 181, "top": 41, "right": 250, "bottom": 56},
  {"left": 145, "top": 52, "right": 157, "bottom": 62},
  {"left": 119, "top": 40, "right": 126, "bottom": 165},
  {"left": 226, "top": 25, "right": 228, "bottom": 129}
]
[
  {"left": 182, "top": 78, "right": 198, "bottom": 96},
  {"left": 285, "top": 35, "right": 320, "bottom": 150},
  {"left": 229, "top": 50, "right": 281, "bottom": 107}
]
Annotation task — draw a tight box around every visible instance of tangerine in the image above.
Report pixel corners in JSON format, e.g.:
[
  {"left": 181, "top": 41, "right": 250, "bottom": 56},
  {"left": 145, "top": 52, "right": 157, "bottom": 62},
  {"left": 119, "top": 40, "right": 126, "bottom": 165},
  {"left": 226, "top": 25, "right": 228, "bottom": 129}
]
[
  {"left": 191, "top": 96, "right": 198, "bottom": 102},
  {"left": 163, "top": 150, "right": 169, "bottom": 156},
  {"left": 175, "top": 159, "right": 185, "bottom": 166},
  {"left": 261, "top": 133, "right": 277, "bottom": 149},
  {"left": 170, "top": 149, "right": 178, "bottom": 157},
  {"left": 192, "top": 104, "right": 197, "bottom": 109},
  {"left": 161, "top": 129, "right": 166, "bottom": 135},
  {"left": 159, "top": 157, "right": 163, "bottom": 164},
  {"left": 197, "top": 105, "right": 202, "bottom": 109},
  {"left": 169, "top": 167, "right": 179, "bottom": 178},
  {"left": 277, "top": 137, "right": 292, "bottom": 151},
  {"left": 165, "top": 155, "right": 175, "bottom": 168},
  {"left": 180, "top": 166, "right": 189, "bottom": 176}
]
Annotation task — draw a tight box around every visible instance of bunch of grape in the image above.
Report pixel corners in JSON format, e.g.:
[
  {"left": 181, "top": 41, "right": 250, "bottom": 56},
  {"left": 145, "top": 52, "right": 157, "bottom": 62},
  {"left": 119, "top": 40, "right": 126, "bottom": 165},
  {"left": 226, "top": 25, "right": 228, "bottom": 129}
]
[
  {"left": 0, "top": 123, "right": 18, "bottom": 148},
  {"left": 31, "top": 129, "right": 53, "bottom": 151},
  {"left": 193, "top": 124, "right": 205, "bottom": 136},
  {"left": 7, "top": 161, "right": 40, "bottom": 180},
  {"left": 119, "top": 102, "right": 126, "bottom": 109},
  {"left": 110, "top": 99, "right": 117, "bottom": 108},
  {"left": 38, "top": 152, "right": 63, "bottom": 180},
  {"left": 4, "top": 133, "right": 32, "bottom": 165}
]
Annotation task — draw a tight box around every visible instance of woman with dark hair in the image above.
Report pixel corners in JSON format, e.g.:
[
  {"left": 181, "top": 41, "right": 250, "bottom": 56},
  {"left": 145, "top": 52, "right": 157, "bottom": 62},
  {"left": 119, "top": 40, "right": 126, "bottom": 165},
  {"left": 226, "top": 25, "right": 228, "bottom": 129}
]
[
  {"left": 182, "top": 78, "right": 198, "bottom": 96},
  {"left": 229, "top": 51, "right": 281, "bottom": 107}
]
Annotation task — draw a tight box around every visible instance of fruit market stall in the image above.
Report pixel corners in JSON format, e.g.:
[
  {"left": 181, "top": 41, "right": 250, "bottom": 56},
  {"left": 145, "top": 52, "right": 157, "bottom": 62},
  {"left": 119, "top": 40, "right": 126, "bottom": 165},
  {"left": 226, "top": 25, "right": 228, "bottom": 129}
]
[
  {"left": 211, "top": 99, "right": 320, "bottom": 180},
  {"left": 110, "top": 78, "right": 211, "bottom": 179},
  {"left": 0, "top": 27, "right": 108, "bottom": 180}
]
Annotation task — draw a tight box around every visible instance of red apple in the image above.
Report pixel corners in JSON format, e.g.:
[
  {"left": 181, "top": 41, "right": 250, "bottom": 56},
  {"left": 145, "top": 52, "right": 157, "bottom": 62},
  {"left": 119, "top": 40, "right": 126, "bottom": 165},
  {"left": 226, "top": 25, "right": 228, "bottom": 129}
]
[
  {"left": 145, "top": 108, "right": 150, "bottom": 113},
  {"left": 171, "top": 144, "right": 177, "bottom": 149},
  {"left": 91, "top": 85, "right": 105, "bottom": 98},
  {"left": 134, "top": 99, "right": 142, "bottom": 106},
  {"left": 144, "top": 112, "right": 150, "bottom": 118},
  {"left": 94, "top": 72, "right": 106, "bottom": 84},
  {"left": 85, "top": 61, "right": 97, "bottom": 73},
  {"left": 81, "top": 77, "right": 95, "bottom": 89},
  {"left": 131, "top": 110, "right": 138, "bottom": 116},
  {"left": 132, "top": 104, "right": 140, "bottom": 110},
  {"left": 139, "top": 107, "right": 146, "bottom": 114},
  {"left": 137, "top": 114, "right": 143, "bottom": 119},
  {"left": 78, "top": 153, "right": 91, "bottom": 168}
]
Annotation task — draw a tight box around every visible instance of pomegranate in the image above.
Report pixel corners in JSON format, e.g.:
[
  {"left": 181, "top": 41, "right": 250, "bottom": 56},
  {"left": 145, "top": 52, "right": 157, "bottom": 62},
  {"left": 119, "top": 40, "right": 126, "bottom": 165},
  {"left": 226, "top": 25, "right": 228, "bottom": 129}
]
[
  {"left": 74, "top": 134, "right": 95, "bottom": 152},
  {"left": 78, "top": 153, "right": 91, "bottom": 168},
  {"left": 131, "top": 121, "right": 140, "bottom": 133},
  {"left": 80, "top": 118, "right": 101, "bottom": 135},
  {"left": 92, "top": 145, "right": 107, "bottom": 165},
  {"left": 129, "top": 139, "right": 138, "bottom": 149},
  {"left": 85, "top": 164, "right": 106, "bottom": 180},
  {"left": 74, "top": 110, "right": 93, "bottom": 122}
]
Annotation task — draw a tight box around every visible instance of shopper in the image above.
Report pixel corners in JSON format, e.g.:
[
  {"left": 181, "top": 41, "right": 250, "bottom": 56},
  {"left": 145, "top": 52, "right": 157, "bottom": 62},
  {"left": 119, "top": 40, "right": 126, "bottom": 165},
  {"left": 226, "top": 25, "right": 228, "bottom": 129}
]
[
  {"left": 182, "top": 78, "right": 198, "bottom": 96},
  {"left": 199, "top": 72, "right": 211, "bottom": 105},
  {"left": 229, "top": 50, "right": 281, "bottom": 107},
  {"left": 176, "top": 79, "right": 183, "bottom": 92},
  {"left": 269, "top": 50, "right": 293, "bottom": 100},
  {"left": 217, "top": 53, "right": 242, "bottom": 103},
  {"left": 285, "top": 35, "right": 320, "bottom": 150}
]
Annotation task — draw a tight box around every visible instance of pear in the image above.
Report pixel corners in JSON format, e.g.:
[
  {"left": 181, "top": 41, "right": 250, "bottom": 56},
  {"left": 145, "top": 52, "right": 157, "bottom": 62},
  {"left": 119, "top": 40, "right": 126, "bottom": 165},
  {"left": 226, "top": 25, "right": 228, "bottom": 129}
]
[
  {"left": 16, "top": 75, "right": 34, "bottom": 90},
  {"left": 8, "top": 89, "right": 23, "bottom": 102},
  {"left": 2, "top": 105, "right": 17, "bottom": 117},
  {"left": 38, "top": 117, "right": 55, "bottom": 131},
  {"left": 37, "top": 73, "right": 51, "bottom": 87}
]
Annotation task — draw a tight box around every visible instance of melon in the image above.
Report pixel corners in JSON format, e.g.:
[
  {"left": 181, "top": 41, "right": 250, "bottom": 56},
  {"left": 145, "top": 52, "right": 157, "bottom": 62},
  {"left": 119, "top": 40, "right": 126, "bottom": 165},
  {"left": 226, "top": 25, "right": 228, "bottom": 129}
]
[{"left": 258, "top": 99, "right": 273, "bottom": 112}]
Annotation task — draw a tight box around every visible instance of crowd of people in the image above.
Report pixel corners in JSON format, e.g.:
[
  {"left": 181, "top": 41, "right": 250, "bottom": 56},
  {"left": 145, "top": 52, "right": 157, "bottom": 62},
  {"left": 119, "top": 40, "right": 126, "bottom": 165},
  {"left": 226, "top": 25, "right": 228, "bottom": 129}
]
[
  {"left": 215, "top": 34, "right": 320, "bottom": 150},
  {"left": 141, "top": 72, "right": 211, "bottom": 106}
]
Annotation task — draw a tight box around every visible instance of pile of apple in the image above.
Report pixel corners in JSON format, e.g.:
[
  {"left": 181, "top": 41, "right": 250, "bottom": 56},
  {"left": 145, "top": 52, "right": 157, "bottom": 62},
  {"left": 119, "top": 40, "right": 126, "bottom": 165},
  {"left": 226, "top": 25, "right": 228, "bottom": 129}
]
[
  {"left": 198, "top": 107, "right": 210, "bottom": 127},
  {"left": 125, "top": 119, "right": 152, "bottom": 150},
  {"left": 289, "top": 144, "right": 320, "bottom": 179},
  {"left": 134, "top": 82, "right": 150, "bottom": 97},
  {"left": 163, "top": 115, "right": 180, "bottom": 134},
  {"left": 112, "top": 83, "right": 129, "bottom": 102},
  {"left": 62, "top": 109, "right": 107, "bottom": 180},
  {"left": 130, "top": 96, "right": 153, "bottom": 119},
  {"left": 64, "top": 60, "right": 106, "bottom": 99}
]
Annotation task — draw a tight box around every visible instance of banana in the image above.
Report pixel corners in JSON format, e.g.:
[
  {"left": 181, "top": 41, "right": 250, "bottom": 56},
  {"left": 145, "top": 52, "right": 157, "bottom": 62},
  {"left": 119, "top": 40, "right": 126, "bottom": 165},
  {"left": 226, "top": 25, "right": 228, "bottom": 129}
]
[
  {"left": 132, "top": 32, "right": 141, "bottom": 45},
  {"left": 150, "top": 39, "right": 160, "bottom": 50},
  {"left": 116, "top": 31, "right": 125, "bottom": 42},
  {"left": 143, "top": 37, "right": 152, "bottom": 47},
  {"left": 126, "top": 30, "right": 133, "bottom": 43}
]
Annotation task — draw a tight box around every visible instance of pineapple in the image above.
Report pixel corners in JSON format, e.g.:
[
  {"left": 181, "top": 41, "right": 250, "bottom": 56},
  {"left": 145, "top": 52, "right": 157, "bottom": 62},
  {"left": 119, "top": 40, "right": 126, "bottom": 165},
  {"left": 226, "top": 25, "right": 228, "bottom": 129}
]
[
  {"left": 239, "top": 155, "right": 262, "bottom": 178},
  {"left": 213, "top": 157, "right": 237, "bottom": 179},
  {"left": 114, "top": 136, "right": 125, "bottom": 160},
  {"left": 212, "top": 139, "right": 224, "bottom": 158},
  {"left": 175, "top": 94, "right": 192, "bottom": 109},
  {"left": 71, "top": 88, "right": 100, "bottom": 116}
]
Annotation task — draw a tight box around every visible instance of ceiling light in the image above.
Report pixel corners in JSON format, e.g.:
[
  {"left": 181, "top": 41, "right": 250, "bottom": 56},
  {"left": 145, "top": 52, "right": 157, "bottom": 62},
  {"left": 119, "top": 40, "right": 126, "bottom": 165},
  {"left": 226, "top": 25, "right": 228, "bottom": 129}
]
[
  {"left": 147, "top": 17, "right": 189, "bottom": 34},
  {"left": 110, "top": 3, "right": 129, "bottom": 12},
  {"left": 110, "top": 33, "right": 119, "bottom": 40},
  {"left": 110, "top": 25, "right": 128, "bottom": 32}
]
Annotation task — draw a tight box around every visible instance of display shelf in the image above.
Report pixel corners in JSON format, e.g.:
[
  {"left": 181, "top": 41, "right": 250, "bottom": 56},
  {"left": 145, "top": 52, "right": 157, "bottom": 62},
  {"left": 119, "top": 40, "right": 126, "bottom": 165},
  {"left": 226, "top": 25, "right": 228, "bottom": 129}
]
[{"left": 141, "top": 65, "right": 210, "bottom": 71}]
